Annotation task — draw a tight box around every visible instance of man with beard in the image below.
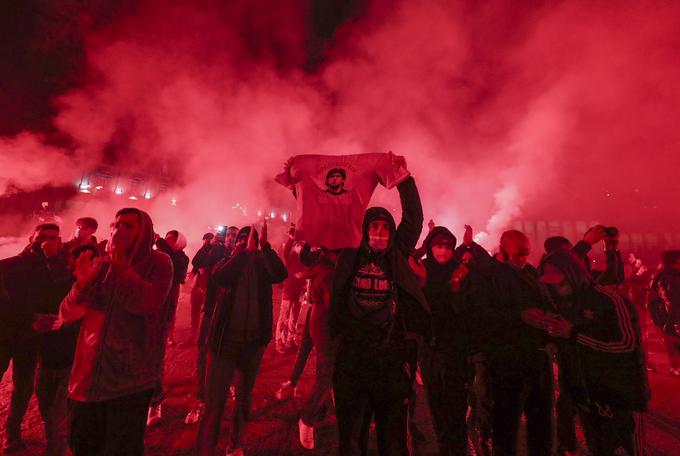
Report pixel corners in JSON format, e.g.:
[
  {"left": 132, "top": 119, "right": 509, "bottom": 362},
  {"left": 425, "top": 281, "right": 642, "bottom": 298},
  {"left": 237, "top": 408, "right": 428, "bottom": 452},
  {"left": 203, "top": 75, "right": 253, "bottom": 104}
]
[
  {"left": 469, "top": 230, "right": 554, "bottom": 456},
  {"left": 59, "top": 208, "right": 172, "bottom": 455},
  {"left": 0, "top": 223, "right": 70, "bottom": 453},
  {"left": 532, "top": 249, "right": 649, "bottom": 455},
  {"left": 329, "top": 169, "right": 430, "bottom": 456},
  {"left": 197, "top": 222, "right": 287, "bottom": 456}
]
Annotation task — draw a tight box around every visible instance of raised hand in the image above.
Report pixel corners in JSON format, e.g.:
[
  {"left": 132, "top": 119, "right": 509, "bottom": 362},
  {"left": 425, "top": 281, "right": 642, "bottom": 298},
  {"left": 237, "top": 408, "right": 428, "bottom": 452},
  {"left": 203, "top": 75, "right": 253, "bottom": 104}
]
[
  {"left": 74, "top": 250, "right": 101, "bottom": 288},
  {"left": 246, "top": 225, "right": 257, "bottom": 252},
  {"left": 260, "top": 218, "right": 268, "bottom": 247},
  {"left": 408, "top": 256, "right": 427, "bottom": 286},
  {"left": 41, "top": 238, "right": 61, "bottom": 258},
  {"left": 108, "top": 246, "right": 128, "bottom": 273},
  {"left": 463, "top": 225, "right": 473, "bottom": 245},
  {"left": 427, "top": 219, "right": 435, "bottom": 232},
  {"left": 583, "top": 225, "right": 606, "bottom": 245},
  {"left": 387, "top": 150, "right": 407, "bottom": 170}
]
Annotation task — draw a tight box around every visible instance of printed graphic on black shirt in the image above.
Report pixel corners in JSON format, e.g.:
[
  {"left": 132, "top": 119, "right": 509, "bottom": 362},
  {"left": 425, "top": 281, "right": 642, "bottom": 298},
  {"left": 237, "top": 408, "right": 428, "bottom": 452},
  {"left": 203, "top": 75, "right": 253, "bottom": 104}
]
[{"left": 350, "top": 262, "right": 394, "bottom": 326}]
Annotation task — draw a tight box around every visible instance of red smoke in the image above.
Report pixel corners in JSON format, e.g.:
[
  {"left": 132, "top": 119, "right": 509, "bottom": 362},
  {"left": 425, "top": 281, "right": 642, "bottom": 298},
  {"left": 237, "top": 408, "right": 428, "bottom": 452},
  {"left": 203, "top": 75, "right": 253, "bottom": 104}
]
[{"left": 1, "top": 0, "right": 679, "bottom": 258}]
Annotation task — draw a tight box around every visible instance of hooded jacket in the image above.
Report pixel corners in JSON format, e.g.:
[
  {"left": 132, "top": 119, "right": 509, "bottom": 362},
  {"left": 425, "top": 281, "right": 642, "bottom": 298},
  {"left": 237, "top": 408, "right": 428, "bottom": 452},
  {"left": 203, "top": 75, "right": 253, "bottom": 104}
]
[
  {"left": 416, "top": 227, "right": 477, "bottom": 357},
  {"left": 0, "top": 244, "right": 71, "bottom": 344},
  {"left": 542, "top": 249, "right": 650, "bottom": 411},
  {"left": 208, "top": 227, "right": 288, "bottom": 350},
  {"left": 59, "top": 209, "right": 173, "bottom": 402},
  {"left": 329, "top": 176, "right": 430, "bottom": 347}
]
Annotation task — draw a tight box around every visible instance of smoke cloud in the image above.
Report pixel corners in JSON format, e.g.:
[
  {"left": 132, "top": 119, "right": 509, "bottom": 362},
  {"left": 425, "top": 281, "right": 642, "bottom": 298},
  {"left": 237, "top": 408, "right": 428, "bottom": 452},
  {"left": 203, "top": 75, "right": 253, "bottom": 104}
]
[{"left": 2, "top": 0, "right": 679, "bottom": 259}]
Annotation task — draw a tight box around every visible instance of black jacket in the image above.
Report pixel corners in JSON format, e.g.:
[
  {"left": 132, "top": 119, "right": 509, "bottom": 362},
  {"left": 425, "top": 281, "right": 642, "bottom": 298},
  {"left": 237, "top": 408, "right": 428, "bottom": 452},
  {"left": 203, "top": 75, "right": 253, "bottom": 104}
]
[
  {"left": 0, "top": 246, "right": 71, "bottom": 344},
  {"left": 468, "top": 259, "right": 552, "bottom": 358},
  {"left": 417, "top": 227, "right": 478, "bottom": 359},
  {"left": 155, "top": 238, "right": 189, "bottom": 285},
  {"left": 329, "top": 177, "right": 431, "bottom": 347},
  {"left": 208, "top": 243, "right": 287, "bottom": 350},
  {"left": 650, "top": 268, "right": 680, "bottom": 335},
  {"left": 556, "top": 285, "right": 650, "bottom": 411}
]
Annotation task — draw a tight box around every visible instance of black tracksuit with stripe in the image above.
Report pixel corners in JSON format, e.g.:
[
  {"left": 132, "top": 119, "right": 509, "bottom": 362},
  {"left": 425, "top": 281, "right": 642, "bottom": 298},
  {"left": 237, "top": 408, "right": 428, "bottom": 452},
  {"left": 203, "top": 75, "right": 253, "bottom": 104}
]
[{"left": 555, "top": 285, "right": 650, "bottom": 455}]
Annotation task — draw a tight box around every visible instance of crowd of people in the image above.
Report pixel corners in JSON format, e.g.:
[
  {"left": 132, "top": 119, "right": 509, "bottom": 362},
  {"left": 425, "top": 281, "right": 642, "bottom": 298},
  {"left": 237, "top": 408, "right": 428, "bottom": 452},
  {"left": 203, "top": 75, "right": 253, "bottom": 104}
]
[{"left": 1, "top": 175, "right": 678, "bottom": 456}]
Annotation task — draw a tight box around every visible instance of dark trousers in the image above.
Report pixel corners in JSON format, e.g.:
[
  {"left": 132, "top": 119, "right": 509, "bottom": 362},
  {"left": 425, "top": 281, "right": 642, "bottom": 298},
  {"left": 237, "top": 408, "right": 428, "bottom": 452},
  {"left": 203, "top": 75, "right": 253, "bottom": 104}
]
[
  {"left": 190, "top": 275, "right": 208, "bottom": 341},
  {"left": 290, "top": 309, "right": 313, "bottom": 386},
  {"left": 333, "top": 343, "right": 413, "bottom": 456},
  {"left": 166, "top": 282, "right": 181, "bottom": 342},
  {"left": 490, "top": 349, "right": 553, "bottom": 456},
  {"left": 151, "top": 283, "right": 180, "bottom": 406},
  {"left": 578, "top": 405, "right": 645, "bottom": 456},
  {"left": 68, "top": 389, "right": 153, "bottom": 456},
  {"left": 0, "top": 338, "right": 38, "bottom": 440},
  {"left": 195, "top": 309, "right": 213, "bottom": 402},
  {"left": 36, "top": 365, "right": 71, "bottom": 456},
  {"left": 556, "top": 362, "right": 577, "bottom": 452},
  {"left": 300, "top": 343, "right": 336, "bottom": 425},
  {"left": 197, "top": 342, "right": 265, "bottom": 455},
  {"left": 420, "top": 348, "right": 469, "bottom": 456}
]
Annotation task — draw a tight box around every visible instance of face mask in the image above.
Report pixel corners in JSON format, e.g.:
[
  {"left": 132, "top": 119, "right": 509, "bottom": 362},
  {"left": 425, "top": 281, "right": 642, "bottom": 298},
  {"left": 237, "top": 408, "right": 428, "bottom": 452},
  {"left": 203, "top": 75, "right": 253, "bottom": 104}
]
[{"left": 368, "top": 235, "right": 389, "bottom": 251}]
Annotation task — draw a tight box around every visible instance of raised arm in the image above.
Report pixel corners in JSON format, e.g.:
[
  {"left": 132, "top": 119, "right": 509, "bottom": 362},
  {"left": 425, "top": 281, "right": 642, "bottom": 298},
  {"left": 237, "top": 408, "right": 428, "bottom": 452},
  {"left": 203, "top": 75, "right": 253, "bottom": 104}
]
[{"left": 395, "top": 177, "right": 424, "bottom": 256}]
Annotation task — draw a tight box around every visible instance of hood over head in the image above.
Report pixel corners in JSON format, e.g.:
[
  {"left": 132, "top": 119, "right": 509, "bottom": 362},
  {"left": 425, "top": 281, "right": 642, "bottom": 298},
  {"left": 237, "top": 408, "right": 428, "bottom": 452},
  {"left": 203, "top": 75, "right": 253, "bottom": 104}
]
[
  {"left": 424, "top": 226, "right": 457, "bottom": 260},
  {"left": 540, "top": 248, "right": 592, "bottom": 293},
  {"left": 361, "top": 207, "right": 396, "bottom": 252},
  {"left": 114, "top": 208, "right": 155, "bottom": 266}
]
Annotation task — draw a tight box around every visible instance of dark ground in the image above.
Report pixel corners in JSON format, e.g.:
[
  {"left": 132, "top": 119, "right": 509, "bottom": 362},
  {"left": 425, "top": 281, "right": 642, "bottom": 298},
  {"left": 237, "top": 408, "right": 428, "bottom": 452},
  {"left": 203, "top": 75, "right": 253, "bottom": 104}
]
[{"left": 2, "top": 278, "right": 680, "bottom": 455}]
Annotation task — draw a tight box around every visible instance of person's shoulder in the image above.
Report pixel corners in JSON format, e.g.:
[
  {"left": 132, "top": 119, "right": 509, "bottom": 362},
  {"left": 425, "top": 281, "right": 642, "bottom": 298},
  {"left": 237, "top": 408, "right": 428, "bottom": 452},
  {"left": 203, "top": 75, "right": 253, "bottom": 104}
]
[{"left": 150, "top": 249, "right": 173, "bottom": 268}]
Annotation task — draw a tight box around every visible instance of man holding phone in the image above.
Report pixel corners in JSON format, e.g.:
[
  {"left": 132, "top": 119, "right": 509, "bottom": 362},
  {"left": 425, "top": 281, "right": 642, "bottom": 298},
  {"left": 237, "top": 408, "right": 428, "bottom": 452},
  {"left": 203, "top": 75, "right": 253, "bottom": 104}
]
[{"left": 0, "top": 223, "right": 70, "bottom": 452}]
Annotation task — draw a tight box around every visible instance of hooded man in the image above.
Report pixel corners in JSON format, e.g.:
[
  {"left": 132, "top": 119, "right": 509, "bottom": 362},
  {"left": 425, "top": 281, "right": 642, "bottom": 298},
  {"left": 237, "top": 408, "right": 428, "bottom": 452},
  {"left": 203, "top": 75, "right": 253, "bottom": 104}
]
[
  {"left": 1, "top": 223, "right": 70, "bottom": 453},
  {"left": 197, "top": 222, "right": 287, "bottom": 456},
  {"left": 329, "top": 174, "right": 430, "bottom": 456},
  {"left": 468, "top": 229, "right": 554, "bottom": 456},
  {"left": 59, "top": 208, "right": 173, "bottom": 455},
  {"left": 536, "top": 249, "right": 650, "bottom": 456},
  {"left": 409, "top": 226, "right": 480, "bottom": 456}
]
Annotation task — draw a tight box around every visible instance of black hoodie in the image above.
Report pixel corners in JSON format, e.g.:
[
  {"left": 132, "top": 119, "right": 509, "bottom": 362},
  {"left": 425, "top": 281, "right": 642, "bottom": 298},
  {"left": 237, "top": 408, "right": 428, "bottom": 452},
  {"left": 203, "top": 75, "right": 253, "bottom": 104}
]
[
  {"left": 0, "top": 245, "right": 71, "bottom": 344},
  {"left": 418, "top": 226, "right": 475, "bottom": 356},
  {"left": 208, "top": 227, "right": 288, "bottom": 350},
  {"left": 329, "top": 177, "right": 430, "bottom": 347}
]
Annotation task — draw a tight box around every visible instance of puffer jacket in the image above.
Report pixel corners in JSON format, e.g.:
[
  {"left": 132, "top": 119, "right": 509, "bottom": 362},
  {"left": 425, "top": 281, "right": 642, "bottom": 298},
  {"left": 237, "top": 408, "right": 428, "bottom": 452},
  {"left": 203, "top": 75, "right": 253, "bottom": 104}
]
[{"left": 59, "top": 209, "right": 173, "bottom": 402}]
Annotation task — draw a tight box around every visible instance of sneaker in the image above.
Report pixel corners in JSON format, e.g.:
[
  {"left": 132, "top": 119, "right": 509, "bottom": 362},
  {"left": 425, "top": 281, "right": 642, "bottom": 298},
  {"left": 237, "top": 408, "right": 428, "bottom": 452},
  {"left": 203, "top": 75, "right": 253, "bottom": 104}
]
[
  {"left": 225, "top": 447, "right": 245, "bottom": 456},
  {"left": 185, "top": 401, "right": 205, "bottom": 425},
  {"left": 147, "top": 404, "right": 162, "bottom": 426},
  {"left": 299, "top": 418, "right": 314, "bottom": 450},
  {"left": 275, "top": 381, "right": 296, "bottom": 400}
]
